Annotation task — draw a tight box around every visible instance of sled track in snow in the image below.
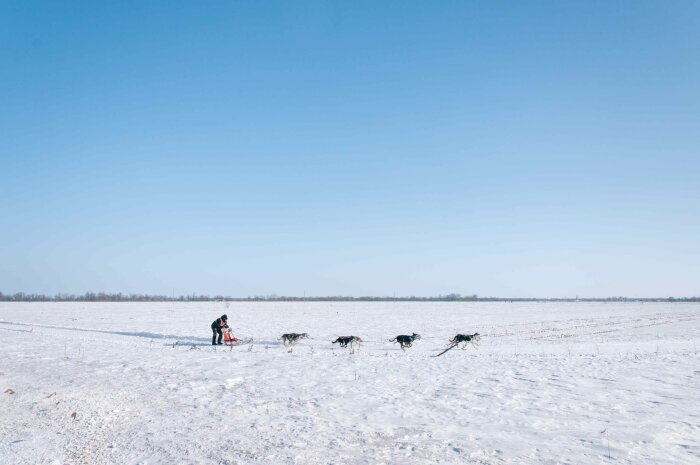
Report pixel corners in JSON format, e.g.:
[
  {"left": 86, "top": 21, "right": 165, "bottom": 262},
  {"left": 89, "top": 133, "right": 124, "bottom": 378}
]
[{"left": 0, "top": 320, "right": 211, "bottom": 344}]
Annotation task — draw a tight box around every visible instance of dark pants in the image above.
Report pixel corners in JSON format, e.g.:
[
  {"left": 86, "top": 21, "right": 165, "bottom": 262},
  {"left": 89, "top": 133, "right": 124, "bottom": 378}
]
[{"left": 212, "top": 327, "right": 222, "bottom": 345}]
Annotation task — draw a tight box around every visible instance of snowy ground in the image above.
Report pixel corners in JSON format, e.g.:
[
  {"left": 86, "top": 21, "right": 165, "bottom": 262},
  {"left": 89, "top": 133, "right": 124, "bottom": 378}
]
[{"left": 0, "top": 302, "right": 698, "bottom": 465}]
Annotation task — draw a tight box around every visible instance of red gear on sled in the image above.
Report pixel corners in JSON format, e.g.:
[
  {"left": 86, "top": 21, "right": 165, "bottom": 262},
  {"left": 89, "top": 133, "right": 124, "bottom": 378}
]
[{"left": 223, "top": 329, "right": 240, "bottom": 346}]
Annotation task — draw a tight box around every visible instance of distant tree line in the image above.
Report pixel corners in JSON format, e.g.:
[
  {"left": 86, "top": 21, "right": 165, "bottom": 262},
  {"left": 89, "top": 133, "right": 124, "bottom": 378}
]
[{"left": 0, "top": 291, "right": 698, "bottom": 303}]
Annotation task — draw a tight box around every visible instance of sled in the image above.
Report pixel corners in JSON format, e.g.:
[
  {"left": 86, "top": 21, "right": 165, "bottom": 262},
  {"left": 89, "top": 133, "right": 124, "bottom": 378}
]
[{"left": 223, "top": 329, "right": 240, "bottom": 346}]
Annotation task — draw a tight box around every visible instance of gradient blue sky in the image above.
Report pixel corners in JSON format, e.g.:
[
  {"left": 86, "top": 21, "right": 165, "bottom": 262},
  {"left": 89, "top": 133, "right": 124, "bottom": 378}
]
[{"left": 2, "top": 1, "right": 698, "bottom": 297}]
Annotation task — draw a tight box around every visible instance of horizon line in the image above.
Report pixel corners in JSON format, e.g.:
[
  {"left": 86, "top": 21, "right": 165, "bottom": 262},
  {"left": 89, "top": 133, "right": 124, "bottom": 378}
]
[{"left": 1, "top": 291, "right": 698, "bottom": 302}]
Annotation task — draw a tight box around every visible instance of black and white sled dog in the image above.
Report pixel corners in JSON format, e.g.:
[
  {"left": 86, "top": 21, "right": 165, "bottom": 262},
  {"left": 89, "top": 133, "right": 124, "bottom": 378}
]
[
  {"left": 450, "top": 333, "right": 480, "bottom": 349},
  {"left": 332, "top": 336, "right": 362, "bottom": 349},
  {"left": 391, "top": 333, "right": 421, "bottom": 351},
  {"left": 280, "top": 333, "right": 309, "bottom": 346}
]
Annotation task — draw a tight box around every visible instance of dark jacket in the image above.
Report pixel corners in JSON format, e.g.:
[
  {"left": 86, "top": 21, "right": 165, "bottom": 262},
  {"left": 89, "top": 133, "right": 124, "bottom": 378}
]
[{"left": 211, "top": 317, "right": 228, "bottom": 329}]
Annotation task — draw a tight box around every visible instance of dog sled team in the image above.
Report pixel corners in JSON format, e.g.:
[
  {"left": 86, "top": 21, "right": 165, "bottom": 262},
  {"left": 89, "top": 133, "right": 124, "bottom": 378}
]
[{"left": 211, "top": 313, "right": 480, "bottom": 355}]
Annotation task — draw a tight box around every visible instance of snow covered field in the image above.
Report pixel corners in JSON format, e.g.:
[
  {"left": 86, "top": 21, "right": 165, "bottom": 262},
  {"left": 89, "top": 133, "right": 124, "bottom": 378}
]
[{"left": 0, "top": 301, "right": 698, "bottom": 465}]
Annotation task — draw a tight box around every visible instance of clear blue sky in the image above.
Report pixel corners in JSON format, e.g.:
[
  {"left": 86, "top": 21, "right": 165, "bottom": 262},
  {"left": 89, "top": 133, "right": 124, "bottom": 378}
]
[{"left": 1, "top": 1, "right": 698, "bottom": 297}]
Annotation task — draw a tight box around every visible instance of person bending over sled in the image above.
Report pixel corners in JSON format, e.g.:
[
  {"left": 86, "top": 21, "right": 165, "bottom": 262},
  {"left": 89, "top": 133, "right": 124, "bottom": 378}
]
[{"left": 211, "top": 314, "right": 228, "bottom": 345}]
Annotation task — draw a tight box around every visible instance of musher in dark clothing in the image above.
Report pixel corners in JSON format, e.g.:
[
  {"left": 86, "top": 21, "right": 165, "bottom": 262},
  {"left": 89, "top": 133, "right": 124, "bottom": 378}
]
[{"left": 211, "top": 314, "right": 228, "bottom": 345}]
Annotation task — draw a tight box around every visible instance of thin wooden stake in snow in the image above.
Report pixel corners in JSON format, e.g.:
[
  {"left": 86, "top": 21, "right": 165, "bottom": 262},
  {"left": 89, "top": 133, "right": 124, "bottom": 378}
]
[{"left": 600, "top": 428, "right": 611, "bottom": 460}]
